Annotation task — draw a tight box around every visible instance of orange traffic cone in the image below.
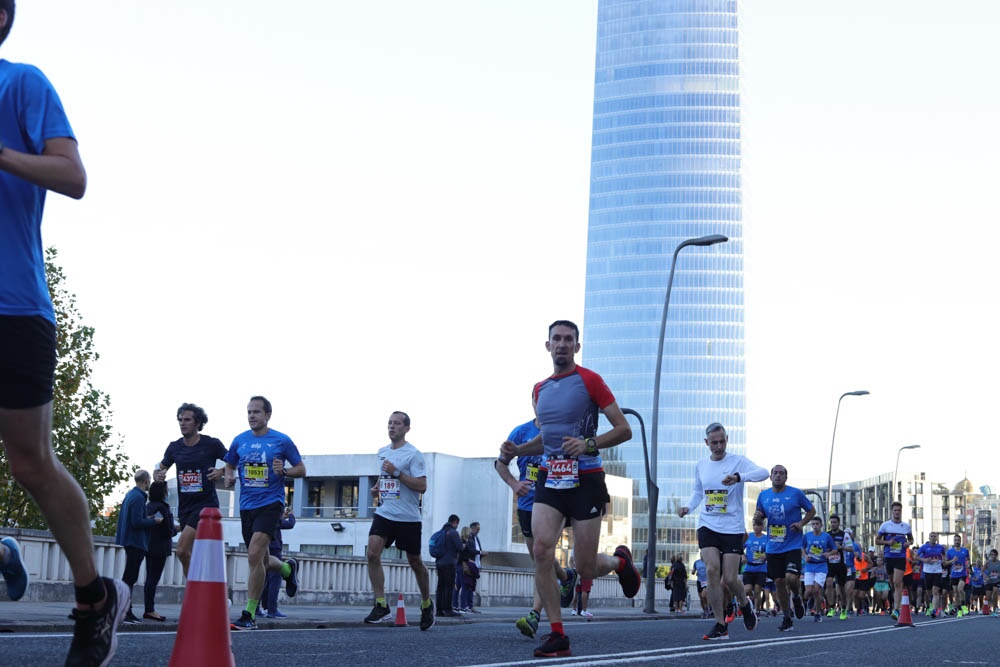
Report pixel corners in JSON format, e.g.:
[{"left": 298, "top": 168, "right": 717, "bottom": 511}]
[
  {"left": 393, "top": 593, "right": 408, "bottom": 627},
  {"left": 169, "top": 508, "right": 235, "bottom": 666},
  {"left": 894, "top": 591, "right": 915, "bottom": 627}
]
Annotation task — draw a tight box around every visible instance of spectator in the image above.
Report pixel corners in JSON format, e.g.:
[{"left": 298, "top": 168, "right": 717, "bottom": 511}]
[
  {"left": 261, "top": 505, "right": 296, "bottom": 618},
  {"left": 434, "top": 514, "right": 463, "bottom": 617},
  {"left": 141, "top": 481, "right": 175, "bottom": 621},
  {"left": 669, "top": 554, "right": 688, "bottom": 612},
  {"left": 115, "top": 469, "right": 161, "bottom": 624}
]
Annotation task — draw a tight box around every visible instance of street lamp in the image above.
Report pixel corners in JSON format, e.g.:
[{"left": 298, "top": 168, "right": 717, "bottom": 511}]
[
  {"left": 825, "top": 390, "right": 869, "bottom": 519},
  {"left": 620, "top": 408, "right": 656, "bottom": 613},
  {"left": 893, "top": 444, "right": 921, "bottom": 503},
  {"left": 650, "top": 234, "right": 728, "bottom": 611}
]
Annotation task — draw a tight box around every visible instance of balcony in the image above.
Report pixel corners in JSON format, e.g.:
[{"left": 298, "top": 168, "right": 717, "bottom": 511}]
[{"left": 300, "top": 505, "right": 360, "bottom": 519}]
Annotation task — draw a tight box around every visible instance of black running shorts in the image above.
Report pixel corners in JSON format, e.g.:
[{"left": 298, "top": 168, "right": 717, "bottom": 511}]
[
  {"left": 766, "top": 550, "right": 801, "bottom": 580},
  {"left": 518, "top": 509, "right": 533, "bottom": 538},
  {"left": 533, "top": 470, "right": 609, "bottom": 522},
  {"left": 369, "top": 513, "right": 422, "bottom": 555},
  {"left": 240, "top": 502, "right": 283, "bottom": 546},
  {"left": 0, "top": 315, "right": 56, "bottom": 409},
  {"left": 697, "top": 527, "right": 744, "bottom": 555}
]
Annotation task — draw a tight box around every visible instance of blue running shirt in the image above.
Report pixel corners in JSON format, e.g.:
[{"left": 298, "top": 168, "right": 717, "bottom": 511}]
[
  {"left": 497, "top": 419, "right": 543, "bottom": 512},
  {"left": 755, "top": 486, "right": 813, "bottom": 554},
  {"left": 225, "top": 429, "right": 302, "bottom": 511}
]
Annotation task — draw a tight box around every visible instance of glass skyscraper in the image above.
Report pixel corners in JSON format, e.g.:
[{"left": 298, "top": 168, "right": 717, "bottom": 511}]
[{"left": 582, "top": 0, "right": 744, "bottom": 564}]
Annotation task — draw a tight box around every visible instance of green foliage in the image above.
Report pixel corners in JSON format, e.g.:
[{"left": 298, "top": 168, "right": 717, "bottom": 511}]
[
  {"left": 656, "top": 564, "right": 671, "bottom": 579},
  {"left": 0, "top": 248, "right": 134, "bottom": 533}
]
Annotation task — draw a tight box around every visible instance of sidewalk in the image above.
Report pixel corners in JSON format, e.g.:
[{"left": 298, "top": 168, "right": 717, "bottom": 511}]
[{"left": 0, "top": 599, "right": 691, "bottom": 633}]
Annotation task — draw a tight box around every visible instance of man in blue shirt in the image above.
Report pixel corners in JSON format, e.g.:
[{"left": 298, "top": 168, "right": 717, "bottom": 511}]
[
  {"left": 945, "top": 534, "right": 971, "bottom": 616},
  {"left": 754, "top": 464, "right": 815, "bottom": 632},
  {"left": 114, "top": 470, "right": 162, "bottom": 625},
  {"left": 801, "top": 517, "right": 837, "bottom": 623},
  {"left": 225, "top": 396, "right": 305, "bottom": 630},
  {"left": 0, "top": 5, "right": 131, "bottom": 665},
  {"left": 743, "top": 518, "right": 769, "bottom": 617}
]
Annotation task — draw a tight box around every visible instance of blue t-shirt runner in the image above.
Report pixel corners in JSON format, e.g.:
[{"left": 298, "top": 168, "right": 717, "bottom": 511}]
[
  {"left": 756, "top": 486, "right": 814, "bottom": 554},
  {"left": 226, "top": 427, "right": 302, "bottom": 511}
]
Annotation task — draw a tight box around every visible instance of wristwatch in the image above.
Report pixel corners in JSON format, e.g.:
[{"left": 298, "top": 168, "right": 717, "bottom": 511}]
[
  {"left": 392, "top": 469, "right": 400, "bottom": 478},
  {"left": 584, "top": 437, "right": 599, "bottom": 456}
]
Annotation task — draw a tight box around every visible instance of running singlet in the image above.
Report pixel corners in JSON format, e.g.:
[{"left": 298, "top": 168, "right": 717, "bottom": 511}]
[
  {"left": 532, "top": 366, "right": 615, "bottom": 486},
  {"left": 876, "top": 520, "right": 913, "bottom": 559},
  {"left": 225, "top": 429, "right": 302, "bottom": 511},
  {"left": 693, "top": 559, "right": 708, "bottom": 585},
  {"left": 755, "top": 486, "right": 813, "bottom": 554},
  {"left": 498, "top": 419, "right": 543, "bottom": 512},
  {"left": 160, "top": 436, "right": 228, "bottom": 512},
  {"left": 744, "top": 533, "right": 768, "bottom": 573},
  {"left": 947, "top": 547, "right": 970, "bottom": 577}
]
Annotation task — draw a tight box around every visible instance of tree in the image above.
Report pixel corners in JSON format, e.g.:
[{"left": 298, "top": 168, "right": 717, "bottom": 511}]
[{"left": 0, "top": 247, "right": 133, "bottom": 535}]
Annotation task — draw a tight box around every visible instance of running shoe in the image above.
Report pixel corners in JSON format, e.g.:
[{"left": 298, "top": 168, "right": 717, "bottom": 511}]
[
  {"left": 826, "top": 608, "right": 836, "bottom": 617},
  {"left": 580, "top": 610, "right": 593, "bottom": 619},
  {"left": 778, "top": 617, "right": 794, "bottom": 632},
  {"left": 957, "top": 609, "right": 964, "bottom": 618},
  {"left": 122, "top": 610, "right": 141, "bottom": 625},
  {"left": 142, "top": 612, "right": 166, "bottom": 622},
  {"left": 891, "top": 609, "right": 900, "bottom": 620},
  {"left": 792, "top": 596, "right": 805, "bottom": 619},
  {"left": 742, "top": 600, "right": 757, "bottom": 632},
  {"left": 284, "top": 558, "right": 299, "bottom": 597},
  {"left": 569, "top": 609, "right": 578, "bottom": 615},
  {"left": 839, "top": 610, "right": 848, "bottom": 621},
  {"left": 613, "top": 545, "right": 641, "bottom": 598},
  {"left": 559, "top": 568, "right": 578, "bottom": 608},
  {"left": 0, "top": 537, "right": 29, "bottom": 601},
  {"left": 230, "top": 610, "right": 257, "bottom": 630},
  {"left": 925, "top": 608, "right": 933, "bottom": 617},
  {"left": 725, "top": 602, "right": 735, "bottom": 624},
  {"left": 420, "top": 601, "right": 435, "bottom": 631},
  {"left": 516, "top": 610, "right": 539, "bottom": 638},
  {"left": 65, "top": 578, "right": 129, "bottom": 667},
  {"left": 961, "top": 605, "right": 969, "bottom": 615},
  {"left": 813, "top": 613, "right": 822, "bottom": 623},
  {"left": 363, "top": 602, "right": 391, "bottom": 624},
  {"left": 534, "top": 632, "right": 571, "bottom": 658},
  {"left": 266, "top": 610, "right": 287, "bottom": 619},
  {"left": 702, "top": 622, "right": 729, "bottom": 640}
]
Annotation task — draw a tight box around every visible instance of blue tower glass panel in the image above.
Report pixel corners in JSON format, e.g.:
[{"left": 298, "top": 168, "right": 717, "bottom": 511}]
[{"left": 583, "top": 0, "right": 744, "bottom": 564}]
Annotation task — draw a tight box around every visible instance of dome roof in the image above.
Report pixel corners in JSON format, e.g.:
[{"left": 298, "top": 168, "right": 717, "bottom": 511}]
[{"left": 953, "top": 477, "right": 975, "bottom": 494}]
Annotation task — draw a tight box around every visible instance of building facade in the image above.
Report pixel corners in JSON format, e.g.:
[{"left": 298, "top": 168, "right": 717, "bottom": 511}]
[{"left": 583, "top": 0, "right": 744, "bottom": 564}]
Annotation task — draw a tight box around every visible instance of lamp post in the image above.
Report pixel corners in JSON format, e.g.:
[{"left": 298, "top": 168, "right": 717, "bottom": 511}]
[
  {"left": 650, "top": 234, "right": 728, "bottom": 613},
  {"left": 893, "top": 444, "right": 921, "bottom": 503},
  {"left": 825, "top": 390, "right": 869, "bottom": 520},
  {"left": 620, "top": 408, "right": 656, "bottom": 613}
]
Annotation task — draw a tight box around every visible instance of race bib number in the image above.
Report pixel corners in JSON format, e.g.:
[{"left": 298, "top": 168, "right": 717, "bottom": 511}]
[
  {"left": 526, "top": 464, "right": 539, "bottom": 483},
  {"left": 808, "top": 544, "right": 823, "bottom": 561},
  {"left": 243, "top": 463, "right": 268, "bottom": 488},
  {"left": 751, "top": 551, "right": 765, "bottom": 564},
  {"left": 544, "top": 457, "right": 579, "bottom": 489},
  {"left": 179, "top": 470, "right": 203, "bottom": 493},
  {"left": 829, "top": 550, "right": 841, "bottom": 563},
  {"left": 704, "top": 489, "right": 727, "bottom": 514},
  {"left": 888, "top": 539, "right": 903, "bottom": 555},
  {"left": 768, "top": 525, "right": 787, "bottom": 543},
  {"left": 379, "top": 475, "right": 401, "bottom": 500}
]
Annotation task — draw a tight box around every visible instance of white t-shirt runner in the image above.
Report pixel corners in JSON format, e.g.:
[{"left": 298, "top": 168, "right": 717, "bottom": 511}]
[
  {"left": 374, "top": 442, "right": 427, "bottom": 523},
  {"left": 685, "top": 453, "right": 769, "bottom": 535}
]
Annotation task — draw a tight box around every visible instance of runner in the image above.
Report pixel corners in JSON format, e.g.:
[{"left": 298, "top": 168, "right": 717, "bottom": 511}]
[
  {"left": 915, "top": 532, "right": 946, "bottom": 618},
  {"left": 693, "top": 556, "right": 710, "bottom": 617},
  {"left": 823, "top": 514, "right": 848, "bottom": 618},
  {"left": 500, "top": 320, "right": 639, "bottom": 658},
  {"left": 969, "top": 560, "right": 985, "bottom": 614},
  {"left": 225, "top": 396, "right": 304, "bottom": 630},
  {"left": 945, "top": 534, "right": 971, "bottom": 616},
  {"left": 801, "top": 517, "right": 837, "bottom": 623},
  {"left": 875, "top": 501, "right": 913, "bottom": 619},
  {"left": 983, "top": 550, "right": 1000, "bottom": 615},
  {"left": 494, "top": 418, "right": 576, "bottom": 638},
  {"left": 872, "top": 556, "right": 890, "bottom": 613},
  {"left": 743, "top": 518, "right": 768, "bottom": 618},
  {"left": 0, "top": 4, "right": 130, "bottom": 663},
  {"left": 754, "top": 464, "right": 815, "bottom": 632},
  {"left": 678, "top": 421, "right": 768, "bottom": 640},
  {"left": 854, "top": 547, "right": 873, "bottom": 615},
  {"left": 154, "top": 402, "right": 228, "bottom": 576},
  {"left": 363, "top": 411, "right": 435, "bottom": 631},
  {"left": 840, "top": 529, "right": 858, "bottom": 619}
]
